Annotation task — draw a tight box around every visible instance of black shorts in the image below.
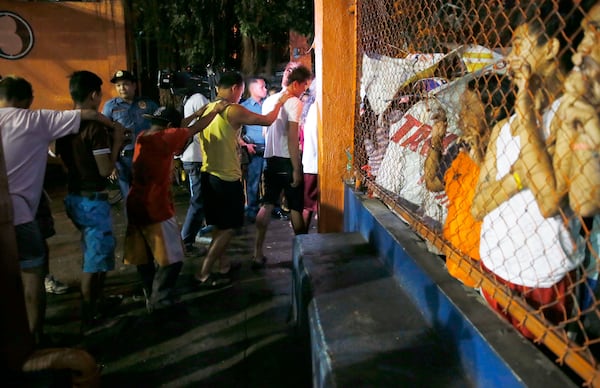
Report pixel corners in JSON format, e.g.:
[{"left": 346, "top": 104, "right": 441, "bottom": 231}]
[
  {"left": 15, "top": 220, "right": 47, "bottom": 270},
  {"left": 201, "top": 172, "right": 244, "bottom": 230},
  {"left": 36, "top": 192, "right": 55, "bottom": 239},
  {"left": 262, "top": 157, "right": 303, "bottom": 212}
]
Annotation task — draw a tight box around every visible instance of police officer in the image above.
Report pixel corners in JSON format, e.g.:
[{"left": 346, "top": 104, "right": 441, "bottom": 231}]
[{"left": 102, "top": 70, "right": 159, "bottom": 198}]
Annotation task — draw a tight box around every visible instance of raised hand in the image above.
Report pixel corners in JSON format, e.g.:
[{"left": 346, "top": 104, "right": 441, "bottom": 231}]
[
  {"left": 278, "top": 90, "right": 292, "bottom": 105},
  {"left": 214, "top": 99, "right": 230, "bottom": 114}
]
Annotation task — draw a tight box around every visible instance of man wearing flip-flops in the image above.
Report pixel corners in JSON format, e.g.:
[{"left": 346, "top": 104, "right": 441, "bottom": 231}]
[{"left": 193, "top": 71, "right": 290, "bottom": 289}]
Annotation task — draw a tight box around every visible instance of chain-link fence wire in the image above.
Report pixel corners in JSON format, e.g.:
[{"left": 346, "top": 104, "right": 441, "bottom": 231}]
[{"left": 354, "top": 0, "right": 600, "bottom": 385}]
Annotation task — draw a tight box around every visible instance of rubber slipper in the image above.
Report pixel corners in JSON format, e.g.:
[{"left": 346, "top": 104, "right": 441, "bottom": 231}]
[
  {"left": 194, "top": 273, "right": 231, "bottom": 289},
  {"left": 251, "top": 256, "right": 267, "bottom": 270},
  {"left": 219, "top": 261, "right": 242, "bottom": 276}
]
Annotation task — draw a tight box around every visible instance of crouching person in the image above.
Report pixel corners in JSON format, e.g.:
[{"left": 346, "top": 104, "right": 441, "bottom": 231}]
[{"left": 124, "top": 102, "right": 228, "bottom": 312}]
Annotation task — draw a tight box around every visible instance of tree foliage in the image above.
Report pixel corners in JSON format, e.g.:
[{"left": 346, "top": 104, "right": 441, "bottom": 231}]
[
  {"left": 234, "top": 0, "right": 314, "bottom": 74},
  {"left": 234, "top": 0, "right": 312, "bottom": 39},
  {"left": 126, "top": 0, "right": 313, "bottom": 75},
  {"left": 128, "top": 0, "right": 236, "bottom": 71}
]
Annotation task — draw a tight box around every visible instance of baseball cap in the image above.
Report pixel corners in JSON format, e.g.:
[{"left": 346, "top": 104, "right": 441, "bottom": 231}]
[
  {"left": 143, "top": 106, "right": 182, "bottom": 126},
  {"left": 110, "top": 70, "right": 136, "bottom": 83}
]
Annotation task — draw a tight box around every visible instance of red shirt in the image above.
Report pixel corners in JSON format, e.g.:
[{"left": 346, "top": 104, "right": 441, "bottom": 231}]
[{"left": 127, "top": 127, "right": 191, "bottom": 225}]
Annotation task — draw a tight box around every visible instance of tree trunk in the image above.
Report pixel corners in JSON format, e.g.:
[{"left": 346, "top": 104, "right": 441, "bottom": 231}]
[
  {"left": 264, "top": 36, "right": 274, "bottom": 77},
  {"left": 241, "top": 34, "right": 256, "bottom": 75}
]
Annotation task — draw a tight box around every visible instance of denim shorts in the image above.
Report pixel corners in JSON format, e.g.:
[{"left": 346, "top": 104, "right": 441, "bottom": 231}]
[{"left": 64, "top": 194, "right": 115, "bottom": 273}]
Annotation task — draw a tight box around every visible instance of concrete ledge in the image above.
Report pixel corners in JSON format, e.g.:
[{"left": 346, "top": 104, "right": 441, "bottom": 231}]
[
  {"left": 293, "top": 232, "right": 470, "bottom": 387},
  {"left": 343, "top": 185, "right": 576, "bottom": 388},
  {"left": 291, "top": 232, "right": 379, "bottom": 336},
  {"left": 309, "top": 277, "right": 470, "bottom": 387}
]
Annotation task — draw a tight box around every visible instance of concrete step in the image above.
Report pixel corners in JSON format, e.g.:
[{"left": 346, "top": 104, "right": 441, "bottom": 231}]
[
  {"left": 291, "top": 232, "right": 378, "bottom": 334},
  {"left": 293, "top": 232, "right": 471, "bottom": 388},
  {"left": 309, "top": 277, "right": 470, "bottom": 388},
  {"left": 342, "top": 185, "right": 578, "bottom": 388}
]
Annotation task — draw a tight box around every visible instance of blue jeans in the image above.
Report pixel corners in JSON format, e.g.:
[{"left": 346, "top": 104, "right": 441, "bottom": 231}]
[
  {"left": 180, "top": 162, "right": 204, "bottom": 247},
  {"left": 245, "top": 154, "right": 264, "bottom": 218},
  {"left": 116, "top": 153, "right": 133, "bottom": 198}
]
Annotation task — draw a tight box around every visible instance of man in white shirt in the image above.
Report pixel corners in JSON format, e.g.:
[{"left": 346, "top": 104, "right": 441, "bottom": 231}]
[
  {"left": 252, "top": 65, "right": 313, "bottom": 269},
  {"left": 301, "top": 98, "right": 319, "bottom": 231},
  {"left": 179, "top": 92, "right": 210, "bottom": 254},
  {"left": 0, "top": 76, "right": 121, "bottom": 343}
]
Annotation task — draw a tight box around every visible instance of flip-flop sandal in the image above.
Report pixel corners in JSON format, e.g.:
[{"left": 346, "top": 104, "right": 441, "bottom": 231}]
[
  {"left": 218, "top": 261, "right": 242, "bottom": 276},
  {"left": 194, "top": 273, "right": 232, "bottom": 289},
  {"left": 251, "top": 256, "right": 268, "bottom": 270}
]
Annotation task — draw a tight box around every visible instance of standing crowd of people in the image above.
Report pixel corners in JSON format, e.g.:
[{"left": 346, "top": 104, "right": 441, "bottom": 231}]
[
  {"left": 422, "top": 1, "right": 600, "bottom": 343},
  {"left": 0, "top": 61, "right": 319, "bottom": 343}
]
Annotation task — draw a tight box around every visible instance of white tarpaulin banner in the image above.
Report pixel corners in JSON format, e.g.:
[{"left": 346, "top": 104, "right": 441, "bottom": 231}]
[
  {"left": 368, "top": 51, "right": 506, "bottom": 226},
  {"left": 375, "top": 99, "right": 459, "bottom": 224},
  {"left": 360, "top": 53, "right": 447, "bottom": 117}
]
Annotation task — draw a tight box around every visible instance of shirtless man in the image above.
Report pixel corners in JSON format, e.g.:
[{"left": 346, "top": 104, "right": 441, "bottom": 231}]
[
  {"left": 552, "top": 3, "right": 600, "bottom": 217},
  {"left": 470, "top": 3, "right": 585, "bottom": 339}
]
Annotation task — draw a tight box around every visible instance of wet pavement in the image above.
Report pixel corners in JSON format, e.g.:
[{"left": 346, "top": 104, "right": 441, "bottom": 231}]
[{"left": 41, "top": 174, "right": 313, "bottom": 387}]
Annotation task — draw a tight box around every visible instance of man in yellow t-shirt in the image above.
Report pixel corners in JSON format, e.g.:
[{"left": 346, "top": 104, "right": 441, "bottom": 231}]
[{"left": 194, "top": 72, "right": 290, "bottom": 288}]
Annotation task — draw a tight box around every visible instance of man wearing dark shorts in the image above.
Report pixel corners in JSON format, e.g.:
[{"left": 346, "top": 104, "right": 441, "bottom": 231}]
[
  {"left": 194, "top": 72, "right": 289, "bottom": 288},
  {"left": 252, "top": 65, "right": 313, "bottom": 268}
]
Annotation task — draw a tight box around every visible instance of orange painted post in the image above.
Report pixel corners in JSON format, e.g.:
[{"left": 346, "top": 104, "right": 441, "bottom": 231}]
[
  {"left": 314, "top": 0, "right": 357, "bottom": 232},
  {"left": 0, "top": 0, "right": 128, "bottom": 110}
]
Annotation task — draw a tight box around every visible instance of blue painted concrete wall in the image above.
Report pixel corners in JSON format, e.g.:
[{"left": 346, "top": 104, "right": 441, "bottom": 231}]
[{"left": 343, "top": 185, "right": 576, "bottom": 388}]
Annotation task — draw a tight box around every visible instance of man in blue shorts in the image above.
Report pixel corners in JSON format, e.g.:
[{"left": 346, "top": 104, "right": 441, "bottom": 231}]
[
  {"left": 0, "top": 75, "right": 119, "bottom": 342},
  {"left": 57, "top": 71, "right": 126, "bottom": 332}
]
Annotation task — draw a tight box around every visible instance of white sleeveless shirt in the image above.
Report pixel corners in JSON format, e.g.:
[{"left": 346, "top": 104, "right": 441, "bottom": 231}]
[{"left": 480, "top": 100, "right": 583, "bottom": 288}]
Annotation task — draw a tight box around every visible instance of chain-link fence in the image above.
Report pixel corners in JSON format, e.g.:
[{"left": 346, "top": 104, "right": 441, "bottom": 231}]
[{"left": 353, "top": 0, "right": 600, "bottom": 385}]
